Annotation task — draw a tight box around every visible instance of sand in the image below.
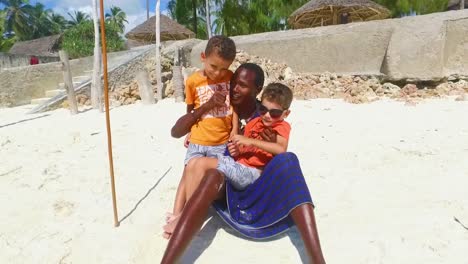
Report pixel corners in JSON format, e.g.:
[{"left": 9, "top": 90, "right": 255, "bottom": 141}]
[{"left": 1, "top": 98, "right": 468, "bottom": 263}]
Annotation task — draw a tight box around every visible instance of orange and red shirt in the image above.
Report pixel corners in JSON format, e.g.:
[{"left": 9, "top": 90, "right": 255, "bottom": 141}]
[
  {"left": 185, "top": 71, "right": 233, "bottom": 146},
  {"left": 237, "top": 117, "right": 291, "bottom": 169}
]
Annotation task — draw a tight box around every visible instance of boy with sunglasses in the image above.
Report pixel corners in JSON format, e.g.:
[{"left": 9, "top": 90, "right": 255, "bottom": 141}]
[{"left": 218, "top": 82, "right": 293, "bottom": 190}]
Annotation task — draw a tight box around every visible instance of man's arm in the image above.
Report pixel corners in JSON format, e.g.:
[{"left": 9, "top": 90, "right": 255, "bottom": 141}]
[
  {"left": 170, "top": 92, "right": 226, "bottom": 138},
  {"left": 259, "top": 126, "right": 277, "bottom": 143},
  {"left": 232, "top": 134, "right": 288, "bottom": 155}
]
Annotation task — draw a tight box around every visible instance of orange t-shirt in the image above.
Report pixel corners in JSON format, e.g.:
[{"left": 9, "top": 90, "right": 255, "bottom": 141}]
[
  {"left": 237, "top": 117, "right": 291, "bottom": 169},
  {"left": 185, "top": 71, "right": 233, "bottom": 146}
]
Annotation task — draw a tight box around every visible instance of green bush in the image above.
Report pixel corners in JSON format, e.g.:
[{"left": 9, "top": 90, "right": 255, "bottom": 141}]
[{"left": 61, "top": 21, "right": 125, "bottom": 58}]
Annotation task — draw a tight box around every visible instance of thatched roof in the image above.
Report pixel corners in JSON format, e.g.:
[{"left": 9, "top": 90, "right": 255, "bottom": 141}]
[
  {"left": 125, "top": 15, "right": 195, "bottom": 42},
  {"left": 9, "top": 34, "right": 62, "bottom": 57},
  {"left": 289, "top": 0, "right": 391, "bottom": 29}
]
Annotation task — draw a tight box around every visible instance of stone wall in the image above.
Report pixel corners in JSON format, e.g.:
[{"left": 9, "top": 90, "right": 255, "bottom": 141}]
[
  {"left": 191, "top": 10, "right": 468, "bottom": 82},
  {"left": 0, "top": 47, "right": 151, "bottom": 107},
  {"left": 0, "top": 53, "right": 59, "bottom": 69}
]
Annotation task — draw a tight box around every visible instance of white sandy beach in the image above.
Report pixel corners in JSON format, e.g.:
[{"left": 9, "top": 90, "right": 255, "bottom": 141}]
[{"left": 1, "top": 98, "right": 468, "bottom": 263}]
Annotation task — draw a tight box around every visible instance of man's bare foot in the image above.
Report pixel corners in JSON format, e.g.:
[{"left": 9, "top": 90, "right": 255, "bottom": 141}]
[{"left": 162, "top": 214, "right": 181, "bottom": 240}]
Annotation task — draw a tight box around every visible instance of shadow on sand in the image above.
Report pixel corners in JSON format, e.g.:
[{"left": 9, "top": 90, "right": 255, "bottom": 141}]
[
  {"left": 119, "top": 167, "right": 171, "bottom": 224},
  {"left": 0, "top": 114, "right": 50, "bottom": 129},
  {"left": 180, "top": 209, "right": 309, "bottom": 263}
]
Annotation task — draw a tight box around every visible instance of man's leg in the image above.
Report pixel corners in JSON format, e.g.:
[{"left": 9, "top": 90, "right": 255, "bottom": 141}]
[
  {"left": 290, "top": 203, "right": 326, "bottom": 264},
  {"left": 161, "top": 168, "right": 225, "bottom": 263}
]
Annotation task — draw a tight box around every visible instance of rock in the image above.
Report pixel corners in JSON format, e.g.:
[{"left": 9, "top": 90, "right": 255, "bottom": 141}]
[
  {"left": 402, "top": 84, "right": 418, "bottom": 96},
  {"left": 284, "top": 67, "right": 293, "bottom": 80},
  {"left": 455, "top": 95, "right": 467, "bottom": 101}
]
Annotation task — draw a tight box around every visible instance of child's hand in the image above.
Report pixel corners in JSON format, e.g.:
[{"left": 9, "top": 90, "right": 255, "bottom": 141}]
[
  {"left": 184, "top": 133, "right": 191, "bottom": 148},
  {"left": 232, "top": 134, "right": 253, "bottom": 147},
  {"left": 227, "top": 141, "right": 239, "bottom": 158}
]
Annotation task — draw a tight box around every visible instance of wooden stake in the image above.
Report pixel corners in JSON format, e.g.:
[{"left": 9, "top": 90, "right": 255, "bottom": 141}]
[
  {"left": 136, "top": 71, "right": 155, "bottom": 104},
  {"left": 155, "top": 0, "right": 163, "bottom": 101},
  {"left": 173, "top": 47, "right": 184, "bottom": 103},
  {"left": 59, "top": 50, "right": 78, "bottom": 115},
  {"left": 99, "top": 0, "right": 119, "bottom": 227}
]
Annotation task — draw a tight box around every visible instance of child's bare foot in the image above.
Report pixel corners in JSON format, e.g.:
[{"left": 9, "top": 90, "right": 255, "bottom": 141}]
[
  {"left": 162, "top": 231, "right": 171, "bottom": 239},
  {"left": 162, "top": 214, "right": 181, "bottom": 240},
  {"left": 165, "top": 212, "right": 180, "bottom": 223}
]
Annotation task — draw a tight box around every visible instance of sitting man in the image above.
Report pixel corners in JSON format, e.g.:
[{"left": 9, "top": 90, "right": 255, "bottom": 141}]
[{"left": 163, "top": 63, "right": 326, "bottom": 264}]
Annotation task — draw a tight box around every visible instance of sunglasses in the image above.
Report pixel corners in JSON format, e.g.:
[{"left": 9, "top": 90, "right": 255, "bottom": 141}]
[{"left": 259, "top": 104, "right": 285, "bottom": 118}]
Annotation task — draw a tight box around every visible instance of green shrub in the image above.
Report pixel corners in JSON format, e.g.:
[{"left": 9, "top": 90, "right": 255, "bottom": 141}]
[{"left": 61, "top": 21, "right": 125, "bottom": 58}]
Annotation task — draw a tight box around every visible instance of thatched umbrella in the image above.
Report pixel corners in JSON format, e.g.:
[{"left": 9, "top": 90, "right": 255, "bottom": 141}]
[
  {"left": 125, "top": 15, "right": 195, "bottom": 45},
  {"left": 288, "top": 0, "right": 391, "bottom": 29}
]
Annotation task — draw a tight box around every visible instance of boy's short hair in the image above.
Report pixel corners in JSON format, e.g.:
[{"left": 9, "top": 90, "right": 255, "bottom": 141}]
[
  {"left": 261, "top": 83, "right": 293, "bottom": 110},
  {"left": 205, "top": 35, "right": 236, "bottom": 61}
]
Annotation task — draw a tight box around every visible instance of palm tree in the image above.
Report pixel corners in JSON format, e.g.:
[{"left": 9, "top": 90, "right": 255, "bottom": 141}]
[
  {"left": 67, "top": 10, "right": 90, "bottom": 27},
  {"left": 105, "top": 6, "right": 128, "bottom": 34},
  {"left": 0, "top": 0, "right": 34, "bottom": 40},
  {"left": 169, "top": 0, "right": 210, "bottom": 38},
  {"left": 0, "top": 9, "right": 5, "bottom": 33},
  {"left": 0, "top": 9, "right": 16, "bottom": 51},
  {"left": 50, "top": 13, "right": 67, "bottom": 33},
  {"left": 30, "top": 3, "right": 55, "bottom": 38}
]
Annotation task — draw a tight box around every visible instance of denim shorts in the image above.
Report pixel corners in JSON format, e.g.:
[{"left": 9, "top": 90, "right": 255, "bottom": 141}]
[
  {"left": 184, "top": 143, "right": 227, "bottom": 165},
  {"left": 216, "top": 154, "right": 261, "bottom": 190}
]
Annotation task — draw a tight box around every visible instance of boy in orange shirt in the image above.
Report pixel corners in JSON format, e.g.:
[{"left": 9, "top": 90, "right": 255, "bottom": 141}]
[
  {"left": 222, "top": 82, "right": 293, "bottom": 190},
  {"left": 165, "top": 36, "right": 238, "bottom": 233}
]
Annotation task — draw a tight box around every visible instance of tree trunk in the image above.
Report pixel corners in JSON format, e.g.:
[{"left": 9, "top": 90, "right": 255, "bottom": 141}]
[
  {"left": 192, "top": 0, "right": 197, "bottom": 37},
  {"left": 155, "top": 0, "right": 163, "bottom": 101},
  {"left": 461, "top": 0, "right": 465, "bottom": 10},
  {"left": 205, "top": 0, "right": 212, "bottom": 38},
  {"left": 91, "top": 0, "right": 102, "bottom": 111}
]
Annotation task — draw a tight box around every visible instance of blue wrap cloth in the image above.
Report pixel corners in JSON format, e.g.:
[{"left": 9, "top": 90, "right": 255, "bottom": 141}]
[{"left": 213, "top": 152, "right": 314, "bottom": 239}]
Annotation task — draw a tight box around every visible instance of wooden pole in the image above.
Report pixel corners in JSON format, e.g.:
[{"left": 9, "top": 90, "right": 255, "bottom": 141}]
[
  {"left": 136, "top": 71, "right": 155, "bottom": 104},
  {"left": 155, "top": 0, "right": 163, "bottom": 101},
  {"left": 59, "top": 50, "right": 78, "bottom": 115},
  {"left": 146, "top": 0, "right": 149, "bottom": 20},
  {"left": 99, "top": 0, "right": 119, "bottom": 227},
  {"left": 173, "top": 47, "right": 184, "bottom": 103},
  {"left": 91, "top": 0, "right": 102, "bottom": 111}
]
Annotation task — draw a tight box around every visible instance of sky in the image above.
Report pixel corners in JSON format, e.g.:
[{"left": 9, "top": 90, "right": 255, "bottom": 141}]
[{"left": 35, "top": 0, "right": 171, "bottom": 34}]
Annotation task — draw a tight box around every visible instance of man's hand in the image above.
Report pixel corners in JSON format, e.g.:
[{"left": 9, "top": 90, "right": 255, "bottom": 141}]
[
  {"left": 260, "top": 126, "right": 277, "bottom": 142},
  {"left": 205, "top": 91, "right": 227, "bottom": 109},
  {"left": 170, "top": 92, "right": 226, "bottom": 139},
  {"left": 227, "top": 141, "right": 240, "bottom": 158},
  {"left": 232, "top": 134, "right": 254, "bottom": 147}
]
